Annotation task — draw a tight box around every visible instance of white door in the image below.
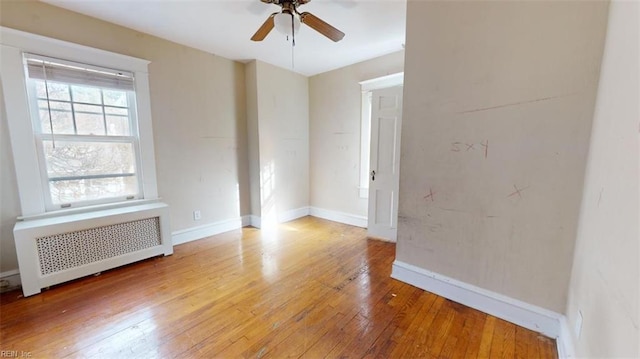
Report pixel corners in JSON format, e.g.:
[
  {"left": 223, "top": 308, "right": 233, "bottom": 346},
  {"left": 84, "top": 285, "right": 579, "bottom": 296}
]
[{"left": 367, "top": 85, "right": 403, "bottom": 241}]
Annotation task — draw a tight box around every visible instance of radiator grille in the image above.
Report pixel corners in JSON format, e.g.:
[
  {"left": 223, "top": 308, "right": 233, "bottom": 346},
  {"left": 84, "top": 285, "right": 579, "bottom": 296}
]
[{"left": 36, "top": 217, "right": 161, "bottom": 275}]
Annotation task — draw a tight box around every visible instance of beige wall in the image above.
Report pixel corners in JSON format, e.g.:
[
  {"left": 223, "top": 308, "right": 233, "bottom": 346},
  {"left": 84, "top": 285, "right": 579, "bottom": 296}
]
[
  {"left": 245, "top": 61, "right": 262, "bottom": 218},
  {"left": 250, "top": 60, "right": 309, "bottom": 222},
  {"left": 0, "top": 80, "right": 21, "bottom": 273},
  {"left": 398, "top": 1, "right": 608, "bottom": 312},
  {"left": 309, "top": 51, "right": 404, "bottom": 217},
  {"left": 0, "top": 2, "right": 250, "bottom": 272},
  {"left": 565, "top": 1, "right": 639, "bottom": 356}
]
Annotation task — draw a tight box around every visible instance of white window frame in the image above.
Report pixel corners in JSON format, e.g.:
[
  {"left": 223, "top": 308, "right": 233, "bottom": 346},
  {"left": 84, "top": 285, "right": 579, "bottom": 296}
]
[
  {"left": 25, "top": 61, "right": 142, "bottom": 210},
  {"left": 1, "top": 27, "right": 159, "bottom": 217},
  {"left": 358, "top": 72, "right": 404, "bottom": 198}
]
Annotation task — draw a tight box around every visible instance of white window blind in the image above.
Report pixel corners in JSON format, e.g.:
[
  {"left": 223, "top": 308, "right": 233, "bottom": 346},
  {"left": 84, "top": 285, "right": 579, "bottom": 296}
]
[{"left": 25, "top": 53, "right": 134, "bottom": 91}]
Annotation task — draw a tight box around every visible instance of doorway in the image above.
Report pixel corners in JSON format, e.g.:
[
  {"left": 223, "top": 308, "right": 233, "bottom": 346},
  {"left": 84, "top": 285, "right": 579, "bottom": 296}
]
[{"left": 358, "top": 73, "right": 404, "bottom": 241}]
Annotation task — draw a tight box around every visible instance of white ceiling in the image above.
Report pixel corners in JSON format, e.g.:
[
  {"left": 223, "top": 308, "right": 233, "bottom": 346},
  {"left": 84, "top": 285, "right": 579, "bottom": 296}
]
[{"left": 42, "top": 0, "right": 407, "bottom": 76}]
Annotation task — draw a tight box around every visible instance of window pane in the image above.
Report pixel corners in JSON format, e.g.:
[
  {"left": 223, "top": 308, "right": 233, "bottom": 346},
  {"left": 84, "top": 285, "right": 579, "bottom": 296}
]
[
  {"left": 39, "top": 111, "right": 51, "bottom": 134},
  {"left": 106, "top": 115, "right": 130, "bottom": 136},
  {"left": 35, "top": 81, "right": 47, "bottom": 98},
  {"left": 49, "top": 176, "right": 137, "bottom": 205},
  {"left": 38, "top": 102, "right": 74, "bottom": 135},
  {"left": 43, "top": 141, "right": 136, "bottom": 178},
  {"left": 75, "top": 113, "right": 105, "bottom": 135},
  {"left": 103, "top": 90, "right": 127, "bottom": 107},
  {"left": 51, "top": 111, "right": 75, "bottom": 134},
  {"left": 71, "top": 85, "right": 101, "bottom": 104},
  {"left": 47, "top": 82, "right": 71, "bottom": 101},
  {"left": 35, "top": 81, "right": 70, "bottom": 101}
]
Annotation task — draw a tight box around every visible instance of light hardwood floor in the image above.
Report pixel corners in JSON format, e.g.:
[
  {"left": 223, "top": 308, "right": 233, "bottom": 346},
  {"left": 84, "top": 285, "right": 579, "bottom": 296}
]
[{"left": 0, "top": 216, "right": 557, "bottom": 358}]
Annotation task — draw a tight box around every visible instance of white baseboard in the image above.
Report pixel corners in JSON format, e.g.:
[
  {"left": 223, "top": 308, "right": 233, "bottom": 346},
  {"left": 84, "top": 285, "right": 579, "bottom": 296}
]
[
  {"left": 249, "top": 215, "right": 261, "bottom": 228},
  {"left": 278, "top": 206, "right": 310, "bottom": 223},
  {"left": 248, "top": 207, "right": 310, "bottom": 229},
  {"left": 246, "top": 206, "right": 365, "bottom": 229},
  {"left": 557, "top": 316, "right": 576, "bottom": 358},
  {"left": 391, "top": 260, "right": 562, "bottom": 339},
  {"left": 309, "top": 207, "right": 367, "bottom": 228},
  {"left": 0, "top": 269, "right": 22, "bottom": 293},
  {"left": 172, "top": 217, "right": 244, "bottom": 245}
]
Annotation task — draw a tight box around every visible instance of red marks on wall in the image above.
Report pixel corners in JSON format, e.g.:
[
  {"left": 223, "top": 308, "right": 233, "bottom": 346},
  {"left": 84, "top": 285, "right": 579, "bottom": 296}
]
[
  {"left": 423, "top": 187, "right": 436, "bottom": 202},
  {"left": 508, "top": 184, "right": 529, "bottom": 199}
]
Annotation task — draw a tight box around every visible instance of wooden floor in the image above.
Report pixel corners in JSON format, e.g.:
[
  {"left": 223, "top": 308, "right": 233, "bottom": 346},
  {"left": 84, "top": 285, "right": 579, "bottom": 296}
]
[{"left": 0, "top": 217, "right": 557, "bottom": 358}]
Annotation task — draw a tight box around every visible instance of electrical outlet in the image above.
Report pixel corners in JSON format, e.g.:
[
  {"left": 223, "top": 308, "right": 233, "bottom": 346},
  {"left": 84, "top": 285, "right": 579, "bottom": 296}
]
[
  {"left": 193, "top": 210, "right": 202, "bottom": 221},
  {"left": 575, "top": 310, "right": 583, "bottom": 339}
]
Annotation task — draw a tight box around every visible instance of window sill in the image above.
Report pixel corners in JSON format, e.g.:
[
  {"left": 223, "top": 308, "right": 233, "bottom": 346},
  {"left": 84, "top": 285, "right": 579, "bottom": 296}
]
[{"left": 17, "top": 198, "right": 163, "bottom": 222}]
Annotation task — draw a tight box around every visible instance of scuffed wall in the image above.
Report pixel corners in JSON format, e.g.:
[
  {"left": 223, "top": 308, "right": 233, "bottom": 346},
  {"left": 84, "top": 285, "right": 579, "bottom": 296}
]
[{"left": 398, "top": 1, "right": 608, "bottom": 312}]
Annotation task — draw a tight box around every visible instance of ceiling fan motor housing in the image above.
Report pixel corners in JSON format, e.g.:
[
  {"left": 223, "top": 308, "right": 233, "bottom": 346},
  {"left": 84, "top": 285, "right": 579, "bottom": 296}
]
[
  {"left": 251, "top": 0, "right": 345, "bottom": 42},
  {"left": 261, "top": 0, "right": 311, "bottom": 7}
]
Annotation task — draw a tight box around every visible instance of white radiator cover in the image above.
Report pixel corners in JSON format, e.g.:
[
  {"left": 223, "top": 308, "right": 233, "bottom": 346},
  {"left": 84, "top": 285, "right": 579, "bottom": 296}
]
[{"left": 13, "top": 202, "right": 173, "bottom": 296}]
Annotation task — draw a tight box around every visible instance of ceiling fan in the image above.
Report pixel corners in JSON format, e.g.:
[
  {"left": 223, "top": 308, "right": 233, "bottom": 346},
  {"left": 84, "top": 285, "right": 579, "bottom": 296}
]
[{"left": 250, "top": 0, "right": 345, "bottom": 43}]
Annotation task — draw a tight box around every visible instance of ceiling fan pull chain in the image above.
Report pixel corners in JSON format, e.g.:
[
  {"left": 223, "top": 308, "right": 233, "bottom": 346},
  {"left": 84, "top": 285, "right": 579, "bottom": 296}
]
[
  {"left": 291, "top": 11, "right": 296, "bottom": 69},
  {"left": 291, "top": 12, "right": 296, "bottom": 47},
  {"left": 42, "top": 61, "right": 56, "bottom": 148}
]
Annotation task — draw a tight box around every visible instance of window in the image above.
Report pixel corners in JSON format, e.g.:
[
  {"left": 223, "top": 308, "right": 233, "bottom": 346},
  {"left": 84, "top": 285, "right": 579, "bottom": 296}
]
[
  {"left": 1, "top": 26, "right": 158, "bottom": 217},
  {"left": 25, "top": 55, "right": 141, "bottom": 209}
]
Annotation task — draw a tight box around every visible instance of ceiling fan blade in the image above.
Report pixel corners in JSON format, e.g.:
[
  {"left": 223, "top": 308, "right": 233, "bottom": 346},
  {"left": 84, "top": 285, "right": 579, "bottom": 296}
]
[
  {"left": 299, "top": 12, "right": 345, "bottom": 42},
  {"left": 251, "top": 13, "right": 277, "bottom": 41}
]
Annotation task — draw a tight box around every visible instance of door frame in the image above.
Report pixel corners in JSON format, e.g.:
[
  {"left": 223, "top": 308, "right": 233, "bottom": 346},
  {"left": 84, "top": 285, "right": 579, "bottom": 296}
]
[
  {"left": 358, "top": 73, "right": 404, "bottom": 241},
  {"left": 358, "top": 72, "right": 404, "bottom": 199}
]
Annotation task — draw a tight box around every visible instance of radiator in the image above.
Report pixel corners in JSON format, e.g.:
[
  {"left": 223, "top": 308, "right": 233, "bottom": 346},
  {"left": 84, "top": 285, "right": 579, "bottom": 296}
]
[{"left": 13, "top": 202, "right": 173, "bottom": 297}]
